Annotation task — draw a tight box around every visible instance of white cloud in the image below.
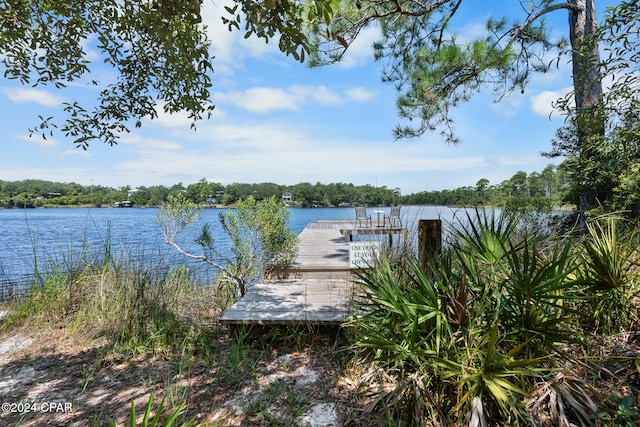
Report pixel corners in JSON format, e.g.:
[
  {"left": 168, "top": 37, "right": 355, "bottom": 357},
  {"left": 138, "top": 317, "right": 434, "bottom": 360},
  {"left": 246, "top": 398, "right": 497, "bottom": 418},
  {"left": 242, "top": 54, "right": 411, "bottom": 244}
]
[
  {"left": 100, "top": 116, "right": 492, "bottom": 191},
  {"left": 151, "top": 104, "right": 197, "bottom": 128},
  {"left": 217, "top": 84, "right": 373, "bottom": 113},
  {"left": 62, "top": 149, "right": 91, "bottom": 158},
  {"left": 346, "top": 87, "right": 377, "bottom": 102},
  {"left": 0, "top": 1, "right": 584, "bottom": 195},
  {"left": 0, "top": 166, "right": 97, "bottom": 184},
  {"left": 0, "top": 107, "right": 547, "bottom": 193},
  {"left": 118, "top": 134, "right": 183, "bottom": 151},
  {"left": 295, "top": 85, "right": 344, "bottom": 105},
  {"left": 2, "top": 87, "right": 64, "bottom": 107},
  {"left": 224, "top": 87, "right": 302, "bottom": 113},
  {"left": 530, "top": 86, "right": 571, "bottom": 118},
  {"left": 529, "top": 74, "right": 640, "bottom": 120},
  {"left": 490, "top": 93, "right": 523, "bottom": 118},
  {"left": 199, "top": 119, "right": 309, "bottom": 151}
]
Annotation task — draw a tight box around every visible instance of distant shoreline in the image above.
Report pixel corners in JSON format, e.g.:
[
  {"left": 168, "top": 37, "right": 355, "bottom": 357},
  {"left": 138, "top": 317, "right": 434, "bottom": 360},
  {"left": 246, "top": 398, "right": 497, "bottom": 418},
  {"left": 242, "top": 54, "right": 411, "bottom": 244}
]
[{"left": 0, "top": 204, "right": 577, "bottom": 211}]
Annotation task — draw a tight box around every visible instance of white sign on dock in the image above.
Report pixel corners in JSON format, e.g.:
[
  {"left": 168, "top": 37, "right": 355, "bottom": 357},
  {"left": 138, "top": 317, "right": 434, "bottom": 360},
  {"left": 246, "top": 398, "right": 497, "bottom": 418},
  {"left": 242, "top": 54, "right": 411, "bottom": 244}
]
[{"left": 349, "top": 241, "right": 382, "bottom": 268}]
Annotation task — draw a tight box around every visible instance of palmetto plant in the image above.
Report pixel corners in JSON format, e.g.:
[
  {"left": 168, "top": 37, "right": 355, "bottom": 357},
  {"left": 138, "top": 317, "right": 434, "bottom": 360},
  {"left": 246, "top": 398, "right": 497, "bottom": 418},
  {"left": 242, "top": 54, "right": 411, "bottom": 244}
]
[
  {"left": 349, "top": 209, "right": 592, "bottom": 426},
  {"left": 583, "top": 215, "right": 637, "bottom": 290},
  {"left": 349, "top": 256, "right": 458, "bottom": 425},
  {"left": 453, "top": 210, "right": 582, "bottom": 356},
  {"left": 578, "top": 214, "right": 640, "bottom": 333}
]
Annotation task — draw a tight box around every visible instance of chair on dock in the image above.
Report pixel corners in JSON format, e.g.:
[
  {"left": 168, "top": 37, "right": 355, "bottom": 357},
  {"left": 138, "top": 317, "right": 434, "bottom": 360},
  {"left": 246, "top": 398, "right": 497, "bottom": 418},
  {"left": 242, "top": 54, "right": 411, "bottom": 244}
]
[
  {"left": 384, "top": 205, "right": 402, "bottom": 227},
  {"left": 355, "top": 206, "right": 372, "bottom": 228}
]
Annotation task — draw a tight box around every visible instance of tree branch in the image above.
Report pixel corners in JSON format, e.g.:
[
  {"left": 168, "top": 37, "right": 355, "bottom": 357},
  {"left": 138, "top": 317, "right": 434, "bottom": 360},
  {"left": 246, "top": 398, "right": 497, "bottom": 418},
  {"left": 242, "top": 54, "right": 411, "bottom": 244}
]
[
  {"left": 437, "top": 0, "right": 462, "bottom": 49},
  {"left": 164, "top": 240, "right": 248, "bottom": 296},
  {"left": 510, "top": 2, "right": 582, "bottom": 42}
]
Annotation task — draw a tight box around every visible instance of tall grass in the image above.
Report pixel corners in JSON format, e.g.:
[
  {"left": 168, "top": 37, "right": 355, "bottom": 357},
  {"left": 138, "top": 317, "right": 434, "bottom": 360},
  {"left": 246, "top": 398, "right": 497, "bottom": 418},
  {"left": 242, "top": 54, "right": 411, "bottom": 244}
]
[
  {"left": 1, "top": 235, "right": 228, "bottom": 424},
  {"left": 5, "top": 209, "right": 640, "bottom": 425},
  {"left": 2, "top": 234, "right": 226, "bottom": 356}
]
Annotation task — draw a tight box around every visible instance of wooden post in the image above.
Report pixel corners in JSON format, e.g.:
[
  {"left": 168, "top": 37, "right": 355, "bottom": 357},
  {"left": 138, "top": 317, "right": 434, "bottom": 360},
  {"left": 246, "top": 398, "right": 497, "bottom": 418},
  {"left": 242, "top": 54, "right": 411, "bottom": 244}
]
[{"left": 418, "top": 220, "right": 442, "bottom": 275}]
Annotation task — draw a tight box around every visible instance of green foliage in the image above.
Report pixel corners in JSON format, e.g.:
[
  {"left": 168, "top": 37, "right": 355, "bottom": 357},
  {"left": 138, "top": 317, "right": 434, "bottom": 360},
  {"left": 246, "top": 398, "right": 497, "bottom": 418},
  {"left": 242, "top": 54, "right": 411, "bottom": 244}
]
[
  {"left": 348, "top": 210, "right": 588, "bottom": 425},
  {"left": 306, "top": 0, "right": 568, "bottom": 142},
  {"left": 0, "top": 178, "right": 408, "bottom": 208},
  {"left": 592, "top": 395, "right": 640, "bottom": 427},
  {"left": 1, "top": 0, "right": 214, "bottom": 148},
  {"left": 452, "top": 210, "right": 581, "bottom": 356},
  {"left": 504, "top": 196, "right": 552, "bottom": 215},
  {"left": 543, "top": 1, "right": 640, "bottom": 217},
  {"left": 0, "top": 0, "right": 342, "bottom": 147},
  {"left": 217, "top": 196, "right": 299, "bottom": 296},
  {"left": 108, "top": 394, "right": 193, "bottom": 427},
  {"left": 226, "top": 326, "right": 251, "bottom": 381},
  {"left": 0, "top": 169, "right": 572, "bottom": 209},
  {"left": 157, "top": 194, "right": 202, "bottom": 246},
  {"left": 158, "top": 195, "right": 298, "bottom": 300},
  {"left": 549, "top": 121, "right": 639, "bottom": 214},
  {"left": 404, "top": 164, "right": 567, "bottom": 209},
  {"left": 576, "top": 214, "right": 640, "bottom": 333},
  {"left": 347, "top": 209, "right": 640, "bottom": 424},
  {"left": 222, "top": 0, "right": 334, "bottom": 63}
]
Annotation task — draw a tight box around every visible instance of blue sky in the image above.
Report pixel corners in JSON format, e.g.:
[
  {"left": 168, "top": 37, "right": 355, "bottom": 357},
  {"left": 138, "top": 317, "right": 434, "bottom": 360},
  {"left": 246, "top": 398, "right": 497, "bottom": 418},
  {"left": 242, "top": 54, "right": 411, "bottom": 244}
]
[{"left": 0, "top": 1, "right": 617, "bottom": 195}]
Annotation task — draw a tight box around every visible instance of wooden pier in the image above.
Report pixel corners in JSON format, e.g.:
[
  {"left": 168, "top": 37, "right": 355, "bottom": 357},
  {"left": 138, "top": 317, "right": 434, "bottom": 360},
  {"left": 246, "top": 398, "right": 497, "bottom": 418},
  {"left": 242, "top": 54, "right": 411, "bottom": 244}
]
[{"left": 219, "top": 221, "right": 408, "bottom": 326}]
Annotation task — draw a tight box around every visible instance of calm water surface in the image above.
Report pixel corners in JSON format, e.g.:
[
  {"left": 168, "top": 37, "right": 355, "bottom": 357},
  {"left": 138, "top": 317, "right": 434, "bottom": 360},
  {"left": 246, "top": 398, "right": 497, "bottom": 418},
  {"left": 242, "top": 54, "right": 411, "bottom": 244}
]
[{"left": 0, "top": 205, "right": 464, "bottom": 294}]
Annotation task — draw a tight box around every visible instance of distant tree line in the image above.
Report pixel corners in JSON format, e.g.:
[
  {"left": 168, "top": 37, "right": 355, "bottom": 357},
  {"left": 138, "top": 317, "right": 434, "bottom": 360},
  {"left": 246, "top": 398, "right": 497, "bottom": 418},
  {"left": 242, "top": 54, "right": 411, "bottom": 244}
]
[
  {"left": 0, "top": 165, "right": 572, "bottom": 210},
  {"left": 405, "top": 164, "right": 572, "bottom": 211}
]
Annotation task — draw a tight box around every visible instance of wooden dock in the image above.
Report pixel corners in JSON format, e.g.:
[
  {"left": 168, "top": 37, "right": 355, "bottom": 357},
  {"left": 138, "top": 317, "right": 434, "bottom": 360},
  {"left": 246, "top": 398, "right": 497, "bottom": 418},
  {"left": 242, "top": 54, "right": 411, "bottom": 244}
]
[
  {"left": 219, "top": 221, "right": 353, "bottom": 326},
  {"left": 219, "top": 221, "right": 408, "bottom": 326}
]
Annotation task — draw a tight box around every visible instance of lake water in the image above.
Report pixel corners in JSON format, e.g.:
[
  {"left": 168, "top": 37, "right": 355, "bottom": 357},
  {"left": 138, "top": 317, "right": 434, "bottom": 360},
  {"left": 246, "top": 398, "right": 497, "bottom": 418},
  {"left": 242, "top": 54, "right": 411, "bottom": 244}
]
[{"left": 0, "top": 205, "right": 469, "bottom": 297}]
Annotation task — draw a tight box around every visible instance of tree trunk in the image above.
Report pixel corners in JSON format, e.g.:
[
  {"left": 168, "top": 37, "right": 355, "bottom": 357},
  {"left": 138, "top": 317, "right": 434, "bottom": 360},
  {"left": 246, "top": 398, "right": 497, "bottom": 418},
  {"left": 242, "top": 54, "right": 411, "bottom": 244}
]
[{"left": 568, "top": 0, "right": 603, "bottom": 226}]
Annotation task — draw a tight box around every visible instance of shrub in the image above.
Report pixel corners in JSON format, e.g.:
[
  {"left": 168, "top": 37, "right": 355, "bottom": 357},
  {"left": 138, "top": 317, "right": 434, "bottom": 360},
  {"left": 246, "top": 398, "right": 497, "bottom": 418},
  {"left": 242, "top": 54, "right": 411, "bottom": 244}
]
[
  {"left": 158, "top": 194, "right": 298, "bottom": 300},
  {"left": 348, "top": 209, "right": 591, "bottom": 425}
]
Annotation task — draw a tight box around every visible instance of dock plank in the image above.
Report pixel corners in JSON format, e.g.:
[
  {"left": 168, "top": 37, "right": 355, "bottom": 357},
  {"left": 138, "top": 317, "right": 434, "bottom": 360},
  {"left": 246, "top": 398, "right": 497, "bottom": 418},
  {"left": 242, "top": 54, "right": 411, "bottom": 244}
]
[
  {"left": 219, "top": 220, "right": 407, "bottom": 326},
  {"left": 220, "top": 222, "right": 357, "bottom": 326},
  {"left": 220, "top": 278, "right": 353, "bottom": 324}
]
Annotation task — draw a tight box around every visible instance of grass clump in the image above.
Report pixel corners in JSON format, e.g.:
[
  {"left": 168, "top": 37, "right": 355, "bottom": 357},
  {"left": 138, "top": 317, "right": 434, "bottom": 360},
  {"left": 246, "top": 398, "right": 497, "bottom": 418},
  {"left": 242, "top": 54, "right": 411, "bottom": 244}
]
[
  {"left": 576, "top": 214, "right": 640, "bottom": 333},
  {"left": 4, "top": 252, "right": 224, "bottom": 359}
]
